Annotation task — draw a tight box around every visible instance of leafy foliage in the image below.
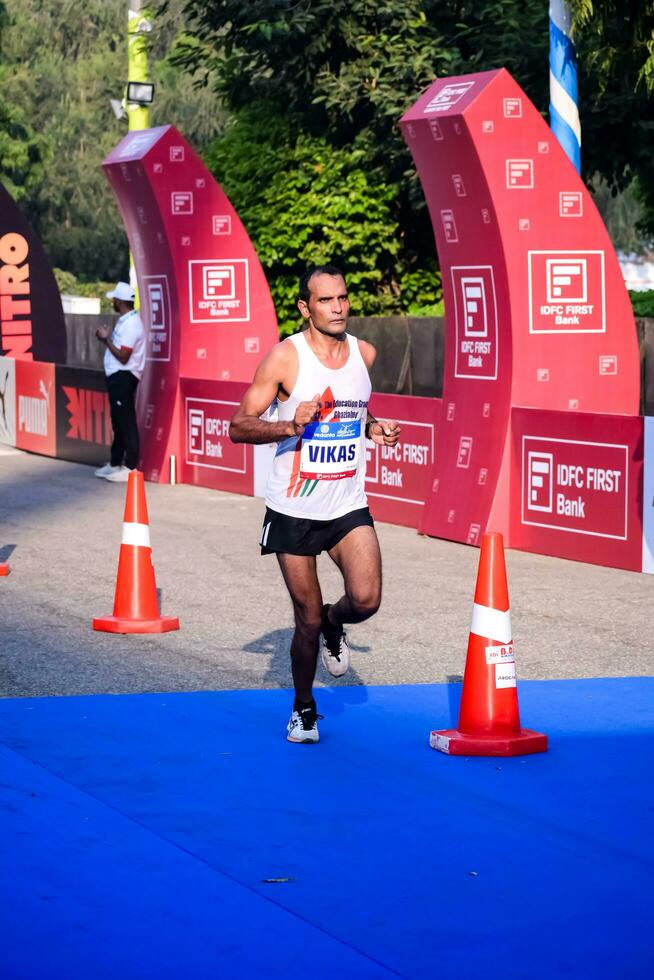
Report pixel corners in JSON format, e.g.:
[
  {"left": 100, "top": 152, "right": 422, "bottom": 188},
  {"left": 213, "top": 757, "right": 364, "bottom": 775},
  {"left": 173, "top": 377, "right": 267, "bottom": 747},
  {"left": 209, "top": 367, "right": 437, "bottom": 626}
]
[
  {"left": 0, "top": 0, "right": 223, "bottom": 281},
  {"left": 207, "top": 109, "right": 408, "bottom": 334},
  {"left": 591, "top": 173, "right": 652, "bottom": 253},
  {"left": 569, "top": 1, "right": 654, "bottom": 93},
  {"left": 0, "top": 88, "right": 44, "bottom": 203},
  {"left": 172, "top": 0, "right": 654, "bottom": 322},
  {"left": 0, "top": 2, "right": 44, "bottom": 202},
  {"left": 172, "top": 0, "right": 551, "bottom": 289},
  {"left": 566, "top": 0, "right": 654, "bottom": 236},
  {"left": 629, "top": 289, "right": 654, "bottom": 318}
]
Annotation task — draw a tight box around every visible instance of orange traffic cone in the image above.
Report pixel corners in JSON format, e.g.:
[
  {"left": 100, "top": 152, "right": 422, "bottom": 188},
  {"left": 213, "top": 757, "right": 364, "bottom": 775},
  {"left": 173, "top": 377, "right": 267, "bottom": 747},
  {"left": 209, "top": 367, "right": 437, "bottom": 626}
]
[
  {"left": 0, "top": 562, "right": 10, "bottom": 576},
  {"left": 430, "top": 532, "right": 547, "bottom": 756},
  {"left": 93, "top": 470, "right": 180, "bottom": 634}
]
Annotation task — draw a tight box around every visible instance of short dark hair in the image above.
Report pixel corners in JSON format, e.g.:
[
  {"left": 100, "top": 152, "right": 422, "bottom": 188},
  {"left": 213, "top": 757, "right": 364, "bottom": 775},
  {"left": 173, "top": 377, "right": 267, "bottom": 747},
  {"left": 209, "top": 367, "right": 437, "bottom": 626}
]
[{"left": 298, "top": 264, "right": 346, "bottom": 303}]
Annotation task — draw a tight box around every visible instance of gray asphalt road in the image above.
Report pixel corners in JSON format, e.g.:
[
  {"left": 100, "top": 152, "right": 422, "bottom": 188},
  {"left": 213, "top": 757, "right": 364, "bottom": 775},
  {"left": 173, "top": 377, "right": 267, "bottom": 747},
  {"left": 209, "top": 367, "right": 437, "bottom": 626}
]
[{"left": 1, "top": 447, "right": 652, "bottom": 698}]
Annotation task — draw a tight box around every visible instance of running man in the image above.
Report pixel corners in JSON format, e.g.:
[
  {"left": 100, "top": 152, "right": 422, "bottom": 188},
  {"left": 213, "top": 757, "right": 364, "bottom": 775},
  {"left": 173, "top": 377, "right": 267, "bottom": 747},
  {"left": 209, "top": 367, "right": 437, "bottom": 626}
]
[{"left": 230, "top": 265, "right": 400, "bottom": 743}]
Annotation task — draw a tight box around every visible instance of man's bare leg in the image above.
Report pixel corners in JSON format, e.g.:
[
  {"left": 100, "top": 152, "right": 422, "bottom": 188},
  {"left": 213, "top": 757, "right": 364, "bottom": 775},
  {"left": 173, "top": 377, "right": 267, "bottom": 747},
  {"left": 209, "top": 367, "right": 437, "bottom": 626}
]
[
  {"left": 326, "top": 525, "right": 382, "bottom": 627},
  {"left": 276, "top": 552, "right": 324, "bottom": 701}
]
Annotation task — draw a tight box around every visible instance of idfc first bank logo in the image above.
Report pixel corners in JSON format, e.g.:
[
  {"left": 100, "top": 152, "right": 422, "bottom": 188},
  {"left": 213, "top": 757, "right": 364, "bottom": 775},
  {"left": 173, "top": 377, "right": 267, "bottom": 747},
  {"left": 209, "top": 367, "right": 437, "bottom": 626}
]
[
  {"left": 188, "top": 259, "right": 250, "bottom": 324},
  {"left": 522, "top": 436, "right": 628, "bottom": 539},
  {"left": 451, "top": 266, "right": 498, "bottom": 380},
  {"left": 424, "top": 81, "right": 475, "bottom": 113},
  {"left": 142, "top": 275, "right": 171, "bottom": 362},
  {"left": 186, "top": 398, "right": 246, "bottom": 472},
  {"left": 528, "top": 251, "right": 605, "bottom": 333}
]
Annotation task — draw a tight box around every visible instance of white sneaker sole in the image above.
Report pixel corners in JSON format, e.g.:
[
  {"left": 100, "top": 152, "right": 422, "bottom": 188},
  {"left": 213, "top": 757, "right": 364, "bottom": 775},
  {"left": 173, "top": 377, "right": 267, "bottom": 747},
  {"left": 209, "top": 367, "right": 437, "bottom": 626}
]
[{"left": 287, "top": 731, "right": 319, "bottom": 744}]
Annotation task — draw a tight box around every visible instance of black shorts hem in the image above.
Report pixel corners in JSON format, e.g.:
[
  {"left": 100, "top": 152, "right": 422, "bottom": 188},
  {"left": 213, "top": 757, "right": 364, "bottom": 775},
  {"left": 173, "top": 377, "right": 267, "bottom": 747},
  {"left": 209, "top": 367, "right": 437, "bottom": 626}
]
[{"left": 260, "top": 506, "right": 374, "bottom": 556}]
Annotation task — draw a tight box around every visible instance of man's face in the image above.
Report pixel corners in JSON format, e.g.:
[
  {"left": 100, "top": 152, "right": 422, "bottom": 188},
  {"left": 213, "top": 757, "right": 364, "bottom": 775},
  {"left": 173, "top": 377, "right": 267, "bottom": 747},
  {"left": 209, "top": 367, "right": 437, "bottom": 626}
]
[{"left": 298, "top": 273, "right": 349, "bottom": 336}]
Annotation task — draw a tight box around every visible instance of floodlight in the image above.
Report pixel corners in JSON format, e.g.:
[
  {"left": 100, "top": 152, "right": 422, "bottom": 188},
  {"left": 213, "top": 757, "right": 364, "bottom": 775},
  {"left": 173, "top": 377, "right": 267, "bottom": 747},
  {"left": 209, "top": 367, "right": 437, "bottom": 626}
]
[{"left": 127, "top": 81, "right": 155, "bottom": 105}]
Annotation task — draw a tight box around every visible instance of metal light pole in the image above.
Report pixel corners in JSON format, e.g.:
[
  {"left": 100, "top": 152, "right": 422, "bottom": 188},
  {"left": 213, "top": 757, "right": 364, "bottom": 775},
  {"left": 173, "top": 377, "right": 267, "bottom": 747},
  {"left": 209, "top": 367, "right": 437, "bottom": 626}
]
[
  {"left": 127, "top": 3, "right": 152, "bottom": 133},
  {"left": 549, "top": 0, "right": 581, "bottom": 173},
  {"left": 126, "top": 2, "right": 153, "bottom": 293}
]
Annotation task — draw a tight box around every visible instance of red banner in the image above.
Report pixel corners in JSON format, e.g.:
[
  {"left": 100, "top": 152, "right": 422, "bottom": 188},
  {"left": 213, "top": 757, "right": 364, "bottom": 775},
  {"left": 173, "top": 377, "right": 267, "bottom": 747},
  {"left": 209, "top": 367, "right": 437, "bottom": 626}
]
[
  {"left": 55, "top": 366, "right": 111, "bottom": 466},
  {"left": 178, "top": 378, "right": 253, "bottom": 495},
  {"left": 366, "top": 394, "right": 440, "bottom": 529},
  {"left": 510, "top": 408, "right": 643, "bottom": 570},
  {"left": 15, "top": 360, "right": 56, "bottom": 457}
]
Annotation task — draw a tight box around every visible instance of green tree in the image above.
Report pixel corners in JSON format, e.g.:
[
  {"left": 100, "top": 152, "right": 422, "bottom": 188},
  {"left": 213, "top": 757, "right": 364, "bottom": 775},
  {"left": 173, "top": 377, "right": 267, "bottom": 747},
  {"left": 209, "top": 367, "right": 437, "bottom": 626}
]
[
  {"left": 172, "top": 0, "right": 654, "bottom": 320},
  {"left": 206, "top": 107, "right": 410, "bottom": 334},
  {"left": 569, "top": 1, "right": 654, "bottom": 92},
  {"left": 568, "top": 1, "right": 654, "bottom": 234},
  {"left": 0, "top": 0, "right": 224, "bottom": 281},
  {"left": 171, "top": 0, "right": 551, "bottom": 271},
  {"left": 0, "top": 2, "right": 44, "bottom": 202},
  {"left": 169, "top": 0, "right": 548, "bottom": 325}
]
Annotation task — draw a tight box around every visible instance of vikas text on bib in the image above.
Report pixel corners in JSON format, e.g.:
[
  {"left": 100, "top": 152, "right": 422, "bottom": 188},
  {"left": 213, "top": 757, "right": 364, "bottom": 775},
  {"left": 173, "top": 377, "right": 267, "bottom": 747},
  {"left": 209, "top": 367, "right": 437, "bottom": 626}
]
[{"left": 299, "top": 420, "right": 361, "bottom": 481}]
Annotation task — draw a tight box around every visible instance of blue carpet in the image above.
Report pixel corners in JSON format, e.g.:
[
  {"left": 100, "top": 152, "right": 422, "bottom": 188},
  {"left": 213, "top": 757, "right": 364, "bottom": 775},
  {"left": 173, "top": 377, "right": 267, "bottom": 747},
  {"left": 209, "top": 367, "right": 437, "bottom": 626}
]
[{"left": 1, "top": 679, "right": 653, "bottom": 979}]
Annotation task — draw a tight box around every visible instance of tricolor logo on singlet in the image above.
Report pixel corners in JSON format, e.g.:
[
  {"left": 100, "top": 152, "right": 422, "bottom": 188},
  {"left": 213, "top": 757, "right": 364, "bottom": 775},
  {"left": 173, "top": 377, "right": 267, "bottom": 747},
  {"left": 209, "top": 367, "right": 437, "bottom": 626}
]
[{"left": 283, "top": 385, "right": 362, "bottom": 498}]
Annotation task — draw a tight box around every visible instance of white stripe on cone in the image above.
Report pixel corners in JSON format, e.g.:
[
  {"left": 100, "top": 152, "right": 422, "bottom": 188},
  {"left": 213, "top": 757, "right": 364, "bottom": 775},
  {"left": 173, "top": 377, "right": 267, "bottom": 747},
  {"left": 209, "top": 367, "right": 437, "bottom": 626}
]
[
  {"left": 470, "top": 602, "right": 512, "bottom": 643},
  {"left": 121, "top": 522, "right": 151, "bottom": 548}
]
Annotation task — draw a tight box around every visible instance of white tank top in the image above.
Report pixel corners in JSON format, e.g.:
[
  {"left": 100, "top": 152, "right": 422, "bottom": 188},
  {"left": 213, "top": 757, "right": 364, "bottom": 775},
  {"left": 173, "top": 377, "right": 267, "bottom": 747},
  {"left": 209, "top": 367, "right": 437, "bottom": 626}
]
[{"left": 265, "top": 331, "right": 372, "bottom": 520}]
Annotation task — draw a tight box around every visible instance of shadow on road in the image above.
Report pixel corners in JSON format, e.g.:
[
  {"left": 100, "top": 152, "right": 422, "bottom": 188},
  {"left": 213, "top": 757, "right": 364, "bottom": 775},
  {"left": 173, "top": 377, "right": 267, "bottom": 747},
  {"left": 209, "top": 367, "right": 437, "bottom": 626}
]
[{"left": 243, "top": 627, "right": 371, "bottom": 713}]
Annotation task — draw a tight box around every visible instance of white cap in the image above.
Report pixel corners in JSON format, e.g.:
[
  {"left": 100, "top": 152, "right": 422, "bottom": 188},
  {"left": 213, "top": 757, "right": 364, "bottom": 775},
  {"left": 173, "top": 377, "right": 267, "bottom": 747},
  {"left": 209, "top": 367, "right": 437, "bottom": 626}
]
[{"left": 106, "top": 281, "right": 135, "bottom": 302}]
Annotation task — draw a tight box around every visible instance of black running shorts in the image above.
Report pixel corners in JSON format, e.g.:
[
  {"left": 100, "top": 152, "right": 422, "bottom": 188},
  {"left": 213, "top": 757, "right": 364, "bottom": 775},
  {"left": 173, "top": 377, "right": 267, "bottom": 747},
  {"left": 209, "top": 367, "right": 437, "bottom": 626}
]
[{"left": 260, "top": 506, "right": 374, "bottom": 556}]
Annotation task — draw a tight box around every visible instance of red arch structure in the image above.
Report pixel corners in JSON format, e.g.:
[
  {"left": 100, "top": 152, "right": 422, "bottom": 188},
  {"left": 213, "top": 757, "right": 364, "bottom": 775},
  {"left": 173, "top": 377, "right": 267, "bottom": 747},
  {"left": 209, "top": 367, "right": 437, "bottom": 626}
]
[
  {"left": 103, "top": 125, "right": 279, "bottom": 483},
  {"left": 400, "top": 69, "right": 640, "bottom": 553}
]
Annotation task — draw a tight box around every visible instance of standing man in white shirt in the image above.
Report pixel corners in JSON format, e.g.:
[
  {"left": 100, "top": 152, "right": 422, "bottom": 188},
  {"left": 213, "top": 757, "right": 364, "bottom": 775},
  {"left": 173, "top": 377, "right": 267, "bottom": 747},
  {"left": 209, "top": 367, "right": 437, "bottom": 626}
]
[{"left": 94, "top": 281, "right": 146, "bottom": 483}]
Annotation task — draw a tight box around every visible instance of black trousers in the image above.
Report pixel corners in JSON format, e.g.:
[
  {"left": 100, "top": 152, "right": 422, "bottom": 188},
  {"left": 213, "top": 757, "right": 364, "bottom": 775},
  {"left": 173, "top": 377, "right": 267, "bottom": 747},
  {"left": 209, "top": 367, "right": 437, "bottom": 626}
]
[{"left": 106, "top": 370, "right": 140, "bottom": 469}]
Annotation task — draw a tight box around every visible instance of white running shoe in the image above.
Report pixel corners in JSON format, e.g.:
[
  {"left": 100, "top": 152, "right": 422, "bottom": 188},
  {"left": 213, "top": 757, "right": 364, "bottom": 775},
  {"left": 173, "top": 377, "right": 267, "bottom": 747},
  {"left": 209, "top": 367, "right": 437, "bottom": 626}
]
[
  {"left": 287, "top": 702, "right": 322, "bottom": 744},
  {"left": 104, "top": 466, "right": 131, "bottom": 482},
  {"left": 320, "top": 604, "right": 350, "bottom": 678},
  {"left": 95, "top": 463, "right": 121, "bottom": 478}
]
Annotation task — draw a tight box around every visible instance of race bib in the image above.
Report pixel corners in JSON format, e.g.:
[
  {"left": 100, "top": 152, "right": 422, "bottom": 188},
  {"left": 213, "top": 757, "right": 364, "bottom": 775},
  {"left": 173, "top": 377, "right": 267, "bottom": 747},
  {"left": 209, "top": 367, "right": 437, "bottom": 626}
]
[{"left": 299, "top": 420, "right": 361, "bottom": 481}]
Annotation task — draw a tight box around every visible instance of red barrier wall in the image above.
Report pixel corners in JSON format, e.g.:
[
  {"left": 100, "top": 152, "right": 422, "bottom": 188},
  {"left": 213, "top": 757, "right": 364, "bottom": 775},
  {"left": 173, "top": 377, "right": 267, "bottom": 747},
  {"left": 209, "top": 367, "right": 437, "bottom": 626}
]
[
  {"left": 103, "top": 126, "right": 279, "bottom": 483},
  {"left": 400, "top": 70, "right": 640, "bottom": 548},
  {"left": 366, "top": 393, "right": 440, "bottom": 529},
  {"left": 510, "top": 408, "right": 643, "bottom": 571},
  {"left": 178, "top": 378, "right": 253, "bottom": 495},
  {"left": 55, "top": 366, "right": 112, "bottom": 466}
]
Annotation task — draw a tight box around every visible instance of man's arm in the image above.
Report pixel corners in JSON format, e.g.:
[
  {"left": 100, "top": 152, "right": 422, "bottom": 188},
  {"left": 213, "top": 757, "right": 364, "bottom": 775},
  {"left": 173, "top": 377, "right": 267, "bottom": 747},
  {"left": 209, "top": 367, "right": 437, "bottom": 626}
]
[
  {"left": 229, "top": 343, "right": 320, "bottom": 445},
  {"left": 95, "top": 327, "right": 132, "bottom": 365}
]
